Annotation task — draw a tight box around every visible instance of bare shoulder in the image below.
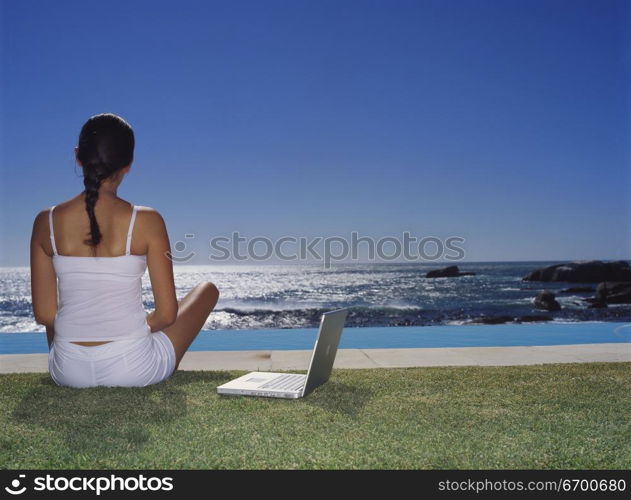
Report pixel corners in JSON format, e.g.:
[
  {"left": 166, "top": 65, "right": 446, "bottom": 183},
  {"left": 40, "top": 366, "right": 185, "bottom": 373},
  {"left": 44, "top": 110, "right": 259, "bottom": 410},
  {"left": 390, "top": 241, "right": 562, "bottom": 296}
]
[
  {"left": 135, "top": 206, "right": 168, "bottom": 233},
  {"left": 34, "top": 207, "right": 52, "bottom": 223},
  {"left": 31, "top": 207, "right": 52, "bottom": 235},
  {"left": 35, "top": 196, "right": 81, "bottom": 228},
  {"left": 31, "top": 205, "right": 60, "bottom": 249}
]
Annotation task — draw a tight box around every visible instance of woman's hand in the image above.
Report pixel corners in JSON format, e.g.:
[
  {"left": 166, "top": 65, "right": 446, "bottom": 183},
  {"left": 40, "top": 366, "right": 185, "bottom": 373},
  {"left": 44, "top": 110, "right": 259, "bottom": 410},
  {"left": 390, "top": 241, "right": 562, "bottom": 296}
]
[{"left": 46, "top": 325, "right": 55, "bottom": 349}]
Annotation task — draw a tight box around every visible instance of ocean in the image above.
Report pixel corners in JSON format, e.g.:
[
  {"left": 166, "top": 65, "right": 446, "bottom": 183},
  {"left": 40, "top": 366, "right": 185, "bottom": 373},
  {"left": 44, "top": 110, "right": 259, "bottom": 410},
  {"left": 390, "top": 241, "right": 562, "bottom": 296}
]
[{"left": 2, "top": 261, "right": 630, "bottom": 333}]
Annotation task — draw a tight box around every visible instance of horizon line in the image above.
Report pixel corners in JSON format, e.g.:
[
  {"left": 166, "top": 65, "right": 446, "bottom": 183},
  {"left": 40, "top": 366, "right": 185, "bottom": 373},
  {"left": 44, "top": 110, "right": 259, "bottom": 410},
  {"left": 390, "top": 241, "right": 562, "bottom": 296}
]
[{"left": 1, "top": 257, "right": 630, "bottom": 269}]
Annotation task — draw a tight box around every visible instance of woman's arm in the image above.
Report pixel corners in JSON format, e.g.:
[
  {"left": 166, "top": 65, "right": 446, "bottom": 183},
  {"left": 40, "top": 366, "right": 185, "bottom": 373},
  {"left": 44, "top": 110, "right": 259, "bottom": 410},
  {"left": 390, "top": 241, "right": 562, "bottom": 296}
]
[
  {"left": 30, "top": 210, "right": 58, "bottom": 347},
  {"left": 143, "top": 208, "right": 178, "bottom": 332}
]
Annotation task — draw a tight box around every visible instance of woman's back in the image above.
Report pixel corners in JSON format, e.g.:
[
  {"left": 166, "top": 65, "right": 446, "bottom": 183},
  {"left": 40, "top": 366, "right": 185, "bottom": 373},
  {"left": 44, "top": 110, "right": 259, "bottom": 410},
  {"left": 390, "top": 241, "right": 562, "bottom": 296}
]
[
  {"left": 49, "top": 198, "right": 146, "bottom": 258},
  {"left": 50, "top": 198, "right": 151, "bottom": 342}
]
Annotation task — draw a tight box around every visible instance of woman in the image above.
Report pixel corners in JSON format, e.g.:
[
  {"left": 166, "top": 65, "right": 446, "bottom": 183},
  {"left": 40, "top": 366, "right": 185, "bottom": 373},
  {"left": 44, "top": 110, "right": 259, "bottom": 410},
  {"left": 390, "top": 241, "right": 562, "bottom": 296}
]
[{"left": 30, "top": 112, "right": 219, "bottom": 388}]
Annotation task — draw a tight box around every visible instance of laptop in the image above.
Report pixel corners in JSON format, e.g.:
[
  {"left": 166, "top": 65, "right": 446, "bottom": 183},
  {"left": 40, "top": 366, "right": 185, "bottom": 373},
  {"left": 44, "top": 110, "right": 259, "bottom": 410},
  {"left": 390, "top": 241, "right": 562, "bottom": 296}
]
[{"left": 217, "top": 308, "right": 348, "bottom": 399}]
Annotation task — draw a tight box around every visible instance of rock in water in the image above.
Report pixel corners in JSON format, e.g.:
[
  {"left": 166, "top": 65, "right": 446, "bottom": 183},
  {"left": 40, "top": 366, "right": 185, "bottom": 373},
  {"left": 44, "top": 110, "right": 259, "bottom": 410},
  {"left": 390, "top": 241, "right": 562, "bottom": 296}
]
[
  {"left": 514, "top": 315, "right": 553, "bottom": 322},
  {"left": 595, "top": 281, "right": 631, "bottom": 304},
  {"left": 533, "top": 290, "right": 561, "bottom": 311},
  {"left": 426, "top": 265, "right": 476, "bottom": 278},
  {"left": 467, "top": 315, "right": 514, "bottom": 325},
  {"left": 558, "top": 286, "right": 596, "bottom": 294},
  {"left": 523, "top": 260, "right": 631, "bottom": 283}
]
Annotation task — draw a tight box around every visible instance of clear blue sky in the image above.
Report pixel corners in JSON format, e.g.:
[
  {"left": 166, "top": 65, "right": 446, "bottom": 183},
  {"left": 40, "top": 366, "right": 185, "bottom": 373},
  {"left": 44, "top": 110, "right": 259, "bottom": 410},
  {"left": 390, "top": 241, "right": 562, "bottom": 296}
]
[{"left": 1, "top": 0, "right": 629, "bottom": 266}]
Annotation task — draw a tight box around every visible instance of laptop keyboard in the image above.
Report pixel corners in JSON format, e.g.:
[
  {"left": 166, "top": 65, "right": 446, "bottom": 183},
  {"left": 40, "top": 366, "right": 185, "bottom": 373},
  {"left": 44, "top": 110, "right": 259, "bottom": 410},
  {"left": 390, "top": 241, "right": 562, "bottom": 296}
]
[{"left": 260, "top": 374, "right": 306, "bottom": 391}]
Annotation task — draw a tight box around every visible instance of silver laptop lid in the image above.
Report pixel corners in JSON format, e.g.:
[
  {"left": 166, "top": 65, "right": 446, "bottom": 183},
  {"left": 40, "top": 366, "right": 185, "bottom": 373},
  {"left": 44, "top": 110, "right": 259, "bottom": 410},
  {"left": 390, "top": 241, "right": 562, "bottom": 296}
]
[{"left": 303, "top": 308, "right": 348, "bottom": 396}]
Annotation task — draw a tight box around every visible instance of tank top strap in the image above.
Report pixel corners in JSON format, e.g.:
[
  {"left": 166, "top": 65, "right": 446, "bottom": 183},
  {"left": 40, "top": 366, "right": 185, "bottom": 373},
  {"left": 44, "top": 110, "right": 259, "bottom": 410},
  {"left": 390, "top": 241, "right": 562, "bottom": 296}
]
[
  {"left": 125, "top": 205, "right": 138, "bottom": 256},
  {"left": 49, "top": 206, "right": 58, "bottom": 256}
]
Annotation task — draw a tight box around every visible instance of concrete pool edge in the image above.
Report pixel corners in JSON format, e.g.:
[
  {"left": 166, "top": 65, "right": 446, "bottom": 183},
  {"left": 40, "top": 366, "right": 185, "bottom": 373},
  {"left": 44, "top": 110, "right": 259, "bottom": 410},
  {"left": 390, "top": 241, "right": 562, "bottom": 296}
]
[{"left": 1, "top": 343, "right": 629, "bottom": 374}]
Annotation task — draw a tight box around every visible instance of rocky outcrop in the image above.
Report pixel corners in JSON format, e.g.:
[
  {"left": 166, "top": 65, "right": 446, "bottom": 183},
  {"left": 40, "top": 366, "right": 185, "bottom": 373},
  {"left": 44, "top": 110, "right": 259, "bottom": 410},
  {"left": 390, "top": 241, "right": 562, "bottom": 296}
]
[
  {"left": 533, "top": 290, "right": 561, "bottom": 311},
  {"left": 595, "top": 282, "right": 631, "bottom": 304},
  {"left": 523, "top": 260, "right": 631, "bottom": 283},
  {"left": 467, "top": 314, "right": 553, "bottom": 325},
  {"left": 588, "top": 300, "right": 608, "bottom": 309},
  {"left": 426, "top": 265, "right": 476, "bottom": 278},
  {"left": 468, "top": 315, "right": 514, "bottom": 325},
  {"left": 558, "top": 286, "right": 596, "bottom": 294},
  {"left": 514, "top": 315, "right": 553, "bottom": 322}
]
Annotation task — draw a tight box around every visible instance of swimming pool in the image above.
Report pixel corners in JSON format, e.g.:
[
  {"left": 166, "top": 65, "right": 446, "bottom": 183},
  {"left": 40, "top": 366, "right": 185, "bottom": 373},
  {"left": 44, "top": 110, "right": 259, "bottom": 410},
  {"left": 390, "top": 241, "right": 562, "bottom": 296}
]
[{"left": 0, "top": 321, "right": 629, "bottom": 355}]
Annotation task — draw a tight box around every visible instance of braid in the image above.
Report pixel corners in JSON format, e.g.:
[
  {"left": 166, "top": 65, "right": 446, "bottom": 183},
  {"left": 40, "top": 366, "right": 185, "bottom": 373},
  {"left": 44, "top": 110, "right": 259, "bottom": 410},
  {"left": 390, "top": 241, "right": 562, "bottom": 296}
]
[
  {"left": 82, "top": 163, "right": 108, "bottom": 253},
  {"left": 76, "top": 113, "right": 135, "bottom": 255}
]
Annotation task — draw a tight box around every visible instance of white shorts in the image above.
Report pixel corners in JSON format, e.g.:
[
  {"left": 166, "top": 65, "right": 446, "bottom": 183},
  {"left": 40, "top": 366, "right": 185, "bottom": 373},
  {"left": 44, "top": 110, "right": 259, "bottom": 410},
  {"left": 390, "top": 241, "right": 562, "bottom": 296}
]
[{"left": 48, "top": 332, "right": 177, "bottom": 388}]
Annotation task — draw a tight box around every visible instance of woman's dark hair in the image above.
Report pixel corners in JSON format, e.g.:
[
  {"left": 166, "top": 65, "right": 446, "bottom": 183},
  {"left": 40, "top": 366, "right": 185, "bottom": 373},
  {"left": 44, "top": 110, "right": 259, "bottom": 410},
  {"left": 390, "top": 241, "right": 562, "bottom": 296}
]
[{"left": 76, "top": 113, "right": 134, "bottom": 253}]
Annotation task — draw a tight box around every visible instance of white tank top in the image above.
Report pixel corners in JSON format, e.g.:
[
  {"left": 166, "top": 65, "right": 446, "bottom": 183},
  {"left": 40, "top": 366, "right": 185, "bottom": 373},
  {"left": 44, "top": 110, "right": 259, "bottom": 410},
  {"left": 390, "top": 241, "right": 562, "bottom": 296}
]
[{"left": 49, "top": 204, "right": 151, "bottom": 342}]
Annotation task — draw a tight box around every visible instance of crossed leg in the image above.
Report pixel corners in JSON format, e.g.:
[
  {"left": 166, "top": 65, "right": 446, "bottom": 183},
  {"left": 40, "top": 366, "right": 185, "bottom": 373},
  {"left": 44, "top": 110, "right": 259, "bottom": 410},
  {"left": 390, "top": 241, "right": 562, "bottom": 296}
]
[{"left": 162, "top": 281, "right": 220, "bottom": 369}]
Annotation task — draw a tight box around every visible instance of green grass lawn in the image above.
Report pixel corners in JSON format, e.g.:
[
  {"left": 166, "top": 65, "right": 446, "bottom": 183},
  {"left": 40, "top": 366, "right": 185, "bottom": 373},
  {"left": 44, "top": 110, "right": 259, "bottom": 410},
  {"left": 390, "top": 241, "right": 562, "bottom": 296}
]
[{"left": 1, "top": 362, "right": 629, "bottom": 469}]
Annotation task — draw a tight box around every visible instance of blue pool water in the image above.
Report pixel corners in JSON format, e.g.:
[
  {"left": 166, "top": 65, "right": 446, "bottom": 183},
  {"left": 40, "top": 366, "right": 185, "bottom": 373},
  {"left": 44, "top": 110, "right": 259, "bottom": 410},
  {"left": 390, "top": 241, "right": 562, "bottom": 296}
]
[{"left": 1, "top": 321, "right": 629, "bottom": 355}]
